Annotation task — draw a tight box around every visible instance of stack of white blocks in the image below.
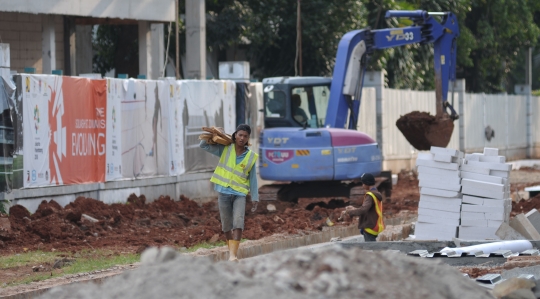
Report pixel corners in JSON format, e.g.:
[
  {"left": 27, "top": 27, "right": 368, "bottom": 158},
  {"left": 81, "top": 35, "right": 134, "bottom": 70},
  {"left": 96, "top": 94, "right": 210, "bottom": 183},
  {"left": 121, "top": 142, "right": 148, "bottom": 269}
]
[
  {"left": 458, "top": 147, "right": 512, "bottom": 240},
  {"left": 415, "top": 147, "right": 463, "bottom": 240},
  {"left": 0, "top": 44, "right": 10, "bottom": 81}
]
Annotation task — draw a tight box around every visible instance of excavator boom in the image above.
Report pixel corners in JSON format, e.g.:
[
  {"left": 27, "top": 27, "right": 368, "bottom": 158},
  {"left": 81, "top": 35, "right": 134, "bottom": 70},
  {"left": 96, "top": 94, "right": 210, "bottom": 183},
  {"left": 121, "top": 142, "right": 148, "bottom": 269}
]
[{"left": 325, "top": 10, "right": 459, "bottom": 150}]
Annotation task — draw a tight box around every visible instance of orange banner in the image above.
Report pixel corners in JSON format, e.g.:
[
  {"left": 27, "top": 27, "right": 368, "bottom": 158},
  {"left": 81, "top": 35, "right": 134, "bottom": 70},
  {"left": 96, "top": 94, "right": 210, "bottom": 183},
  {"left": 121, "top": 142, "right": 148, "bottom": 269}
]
[{"left": 48, "top": 77, "right": 106, "bottom": 185}]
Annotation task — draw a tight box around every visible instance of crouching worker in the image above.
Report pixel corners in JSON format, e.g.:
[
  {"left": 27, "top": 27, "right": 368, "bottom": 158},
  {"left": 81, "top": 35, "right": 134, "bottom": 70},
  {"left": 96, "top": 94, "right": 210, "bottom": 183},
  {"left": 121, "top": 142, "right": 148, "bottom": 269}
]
[
  {"left": 341, "top": 173, "right": 384, "bottom": 242},
  {"left": 199, "top": 124, "right": 259, "bottom": 261}
]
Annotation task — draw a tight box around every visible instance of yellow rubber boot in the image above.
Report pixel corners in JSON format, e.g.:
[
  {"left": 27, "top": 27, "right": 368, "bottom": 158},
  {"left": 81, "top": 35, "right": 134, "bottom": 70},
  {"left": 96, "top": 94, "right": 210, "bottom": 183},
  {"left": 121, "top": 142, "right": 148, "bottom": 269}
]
[{"left": 228, "top": 240, "right": 240, "bottom": 262}]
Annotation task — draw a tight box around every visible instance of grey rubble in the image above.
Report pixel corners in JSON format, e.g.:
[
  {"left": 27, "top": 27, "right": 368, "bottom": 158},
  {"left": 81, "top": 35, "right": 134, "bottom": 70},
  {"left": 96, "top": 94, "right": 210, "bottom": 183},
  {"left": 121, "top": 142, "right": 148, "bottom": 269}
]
[{"left": 38, "top": 246, "right": 493, "bottom": 299}]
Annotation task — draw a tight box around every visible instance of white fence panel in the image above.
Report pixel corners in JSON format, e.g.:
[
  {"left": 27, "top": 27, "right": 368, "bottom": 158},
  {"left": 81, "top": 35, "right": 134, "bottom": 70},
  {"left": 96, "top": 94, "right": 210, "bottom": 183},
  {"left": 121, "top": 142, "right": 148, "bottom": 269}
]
[
  {"left": 507, "top": 95, "right": 527, "bottom": 149},
  {"left": 463, "top": 93, "right": 486, "bottom": 151},
  {"left": 357, "top": 87, "right": 377, "bottom": 140},
  {"left": 483, "top": 94, "right": 507, "bottom": 149},
  {"left": 383, "top": 89, "right": 436, "bottom": 159},
  {"left": 533, "top": 96, "right": 540, "bottom": 148}
]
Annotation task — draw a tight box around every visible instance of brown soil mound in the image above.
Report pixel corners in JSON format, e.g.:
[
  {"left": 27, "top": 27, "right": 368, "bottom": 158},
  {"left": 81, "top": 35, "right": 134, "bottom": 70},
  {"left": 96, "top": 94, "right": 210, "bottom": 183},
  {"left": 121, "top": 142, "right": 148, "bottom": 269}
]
[
  {"left": 9, "top": 205, "right": 30, "bottom": 220},
  {"left": 396, "top": 111, "right": 454, "bottom": 150}
]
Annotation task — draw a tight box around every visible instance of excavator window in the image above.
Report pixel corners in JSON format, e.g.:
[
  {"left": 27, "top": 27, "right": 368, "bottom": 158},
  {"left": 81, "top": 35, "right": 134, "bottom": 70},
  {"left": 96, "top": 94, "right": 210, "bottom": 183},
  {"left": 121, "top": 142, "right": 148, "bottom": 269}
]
[
  {"left": 264, "top": 90, "right": 286, "bottom": 118},
  {"left": 291, "top": 85, "right": 330, "bottom": 128}
]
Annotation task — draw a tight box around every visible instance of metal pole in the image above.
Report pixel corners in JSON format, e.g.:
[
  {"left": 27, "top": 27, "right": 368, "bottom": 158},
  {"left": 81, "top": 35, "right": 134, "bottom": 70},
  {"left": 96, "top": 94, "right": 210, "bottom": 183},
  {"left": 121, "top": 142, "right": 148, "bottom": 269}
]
[
  {"left": 298, "top": 0, "right": 302, "bottom": 76},
  {"left": 175, "top": 0, "right": 180, "bottom": 79}
]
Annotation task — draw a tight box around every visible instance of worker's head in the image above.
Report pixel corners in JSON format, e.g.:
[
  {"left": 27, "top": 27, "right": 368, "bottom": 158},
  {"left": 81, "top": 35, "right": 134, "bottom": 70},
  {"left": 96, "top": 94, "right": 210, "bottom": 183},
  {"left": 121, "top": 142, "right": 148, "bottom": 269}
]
[
  {"left": 361, "top": 173, "right": 376, "bottom": 189},
  {"left": 292, "top": 94, "right": 301, "bottom": 107},
  {"left": 232, "top": 124, "right": 251, "bottom": 147}
]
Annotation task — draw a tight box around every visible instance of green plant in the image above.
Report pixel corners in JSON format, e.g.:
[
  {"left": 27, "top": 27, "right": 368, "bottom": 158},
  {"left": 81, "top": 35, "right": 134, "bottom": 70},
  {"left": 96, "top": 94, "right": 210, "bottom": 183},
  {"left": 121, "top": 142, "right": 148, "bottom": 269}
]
[{"left": 0, "top": 199, "right": 7, "bottom": 214}]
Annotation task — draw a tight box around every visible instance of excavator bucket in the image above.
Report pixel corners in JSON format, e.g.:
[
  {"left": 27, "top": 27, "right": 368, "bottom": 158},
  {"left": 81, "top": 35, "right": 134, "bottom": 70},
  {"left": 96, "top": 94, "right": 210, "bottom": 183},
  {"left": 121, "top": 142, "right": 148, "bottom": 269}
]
[{"left": 396, "top": 111, "right": 454, "bottom": 151}]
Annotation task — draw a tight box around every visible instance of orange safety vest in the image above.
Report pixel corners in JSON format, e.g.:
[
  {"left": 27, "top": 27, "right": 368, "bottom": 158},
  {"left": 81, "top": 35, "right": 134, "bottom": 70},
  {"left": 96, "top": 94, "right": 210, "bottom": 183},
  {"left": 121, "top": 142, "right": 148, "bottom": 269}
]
[{"left": 364, "top": 191, "right": 385, "bottom": 236}]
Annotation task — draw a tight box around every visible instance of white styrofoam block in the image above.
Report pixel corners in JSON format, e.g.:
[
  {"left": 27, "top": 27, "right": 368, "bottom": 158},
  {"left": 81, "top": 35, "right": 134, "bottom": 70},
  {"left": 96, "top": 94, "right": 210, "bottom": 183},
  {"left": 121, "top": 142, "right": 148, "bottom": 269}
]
[
  {"left": 487, "top": 220, "right": 504, "bottom": 228},
  {"left": 430, "top": 146, "right": 460, "bottom": 157},
  {"left": 460, "top": 164, "right": 491, "bottom": 175},
  {"left": 433, "top": 153, "right": 461, "bottom": 164},
  {"left": 466, "top": 160, "right": 512, "bottom": 172},
  {"left": 418, "top": 207, "right": 461, "bottom": 219},
  {"left": 418, "top": 179, "right": 461, "bottom": 192},
  {"left": 461, "top": 185, "right": 508, "bottom": 200},
  {"left": 483, "top": 148, "right": 499, "bottom": 156},
  {"left": 420, "top": 187, "right": 461, "bottom": 198},
  {"left": 417, "top": 214, "right": 460, "bottom": 226},
  {"left": 461, "top": 204, "right": 504, "bottom": 214},
  {"left": 418, "top": 173, "right": 461, "bottom": 185},
  {"left": 479, "top": 155, "right": 506, "bottom": 163},
  {"left": 419, "top": 200, "right": 462, "bottom": 213},
  {"left": 420, "top": 194, "right": 462, "bottom": 205},
  {"left": 460, "top": 171, "right": 505, "bottom": 185},
  {"left": 415, "top": 222, "right": 458, "bottom": 240},
  {"left": 464, "top": 153, "right": 482, "bottom": 162},
  {"left": 0, "top": 44, "right": 9, "bottom": 68},
  {"left": 461, "top": 195, "right": 485, "bottom": 205},
  {"left": 417, "top": 166, "right": 460, "bottom": 177},
  {"left": 417, "top": 152, "right": 434, "bottom": 161},
  {"left": 461, "top": 211, "right": 485, "bottom": 220},
  {"left": 490, "top": 170, "right": 510, "bottom": 178},
  {"left": 485, "top": 213, "right": 505, "bottom": 221},
  {"left": 416, "top": 159, "right": 459, "bottom": 170},
  {"left": 482, "top": 198, "right": 507, "bottom": 207},
  {"left": 459, "top": 226, "right": 499, "bottom": 240},
  {"left": 460, "top": 218, "right": 488, "bottom": 227},
  {"left": 461, "top": 179, "right": 506, "bottom": 193}
]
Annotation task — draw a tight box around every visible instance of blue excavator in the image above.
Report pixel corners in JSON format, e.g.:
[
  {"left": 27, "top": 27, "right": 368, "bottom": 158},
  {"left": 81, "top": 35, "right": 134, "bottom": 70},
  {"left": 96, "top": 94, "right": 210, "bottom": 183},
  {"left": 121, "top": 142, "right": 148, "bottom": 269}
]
[{"left": 259, "top": 10, "right": 459, "bottom": 202}]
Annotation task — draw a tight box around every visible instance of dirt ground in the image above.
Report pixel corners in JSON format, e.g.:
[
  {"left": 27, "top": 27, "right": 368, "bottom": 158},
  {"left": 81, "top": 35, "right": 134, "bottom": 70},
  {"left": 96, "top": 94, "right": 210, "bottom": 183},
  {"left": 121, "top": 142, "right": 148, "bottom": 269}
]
[{"left": 0, "top": 168, "right": 539, "bottom": 289}]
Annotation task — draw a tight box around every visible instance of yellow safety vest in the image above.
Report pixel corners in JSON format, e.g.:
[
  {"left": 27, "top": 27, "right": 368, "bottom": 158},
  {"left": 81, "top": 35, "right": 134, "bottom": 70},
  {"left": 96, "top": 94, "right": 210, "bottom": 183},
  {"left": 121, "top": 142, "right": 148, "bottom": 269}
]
[
  {"left": 210, "top": 145, "right": 258, "bottom": 194},
  {"left": 364, "top": 191, "right": 385, "bottom": 236}
]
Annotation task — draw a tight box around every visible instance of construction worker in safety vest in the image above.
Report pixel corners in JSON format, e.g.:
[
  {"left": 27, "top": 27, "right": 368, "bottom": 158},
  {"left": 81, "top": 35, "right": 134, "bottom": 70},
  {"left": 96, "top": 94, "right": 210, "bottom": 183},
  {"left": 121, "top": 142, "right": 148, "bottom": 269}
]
[
  {"left": 341, "top": 173, "right": 384, "bottom": 242},
  {"left": 199, "top": 124, "right": 259, "bottom": 261}
]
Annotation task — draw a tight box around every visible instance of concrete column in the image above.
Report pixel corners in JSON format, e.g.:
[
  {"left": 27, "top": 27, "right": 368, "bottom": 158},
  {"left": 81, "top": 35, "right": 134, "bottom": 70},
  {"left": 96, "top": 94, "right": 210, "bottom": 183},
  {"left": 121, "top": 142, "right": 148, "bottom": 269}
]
[
  {"left": 454, "top": 79, "right": 466, "bottom": 152},
  {"left": 139, "top": 22, "right": 165, "bottom": 80},
  {"left": 150, "top": 23, "right": 165, "bottom": 79},
  {"left": 515, "top": 84, "right": 532, "bottom": 158},
  {"left": 138, "top": 21, "right": 150, "bottom": 78},
  {"left": 75, "top": 25, "right": 93, "bottom": 75},
  {"left": 42, "top": 15, "right": 56, "bottom": 74},
  {"left": 364, "top": 71, "right": 384, "bottom": 152},
  {"left": 185, "top": 0, "right": 206, "bottom": 79}
]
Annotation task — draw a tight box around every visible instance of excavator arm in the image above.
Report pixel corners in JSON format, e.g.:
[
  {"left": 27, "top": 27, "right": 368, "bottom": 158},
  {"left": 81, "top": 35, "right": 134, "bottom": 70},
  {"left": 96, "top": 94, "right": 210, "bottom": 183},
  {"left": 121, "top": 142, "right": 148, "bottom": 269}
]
[{"left": 325, "top": 10, "right": 460, "bottom": 133}]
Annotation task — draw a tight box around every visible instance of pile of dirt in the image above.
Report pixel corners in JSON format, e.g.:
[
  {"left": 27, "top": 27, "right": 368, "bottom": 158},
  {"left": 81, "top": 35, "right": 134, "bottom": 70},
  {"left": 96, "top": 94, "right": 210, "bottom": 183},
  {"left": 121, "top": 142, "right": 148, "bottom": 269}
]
[
  {"left": 0, "top": 195, "right": 351, "bottom": 254},
  {"left": 396, "top": 111, "right": 454, "bottom": 150},
  {"left": 38, "top": 246, "right": 493, "bottom": 299}
]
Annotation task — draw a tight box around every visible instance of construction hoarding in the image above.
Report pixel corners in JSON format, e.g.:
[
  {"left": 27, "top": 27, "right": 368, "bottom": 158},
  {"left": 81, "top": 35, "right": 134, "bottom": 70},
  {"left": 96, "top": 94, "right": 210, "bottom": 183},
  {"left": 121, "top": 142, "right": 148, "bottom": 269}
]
[
  {"left": 179, "top": 80, "right": 236, "bottom": 172},
  {"left": 20, "top": 75, "right": 107, "bottom": 187}
]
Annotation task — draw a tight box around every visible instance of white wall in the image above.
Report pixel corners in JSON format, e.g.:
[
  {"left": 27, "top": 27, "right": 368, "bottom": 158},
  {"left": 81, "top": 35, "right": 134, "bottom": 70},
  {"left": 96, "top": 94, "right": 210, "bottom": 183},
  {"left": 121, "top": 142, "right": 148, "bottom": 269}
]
[
  {"left": 0, "top": 0, "right": 175, "bottom": 22},
  {"left": 0, "top": 12, "right": 64, "bottom": 74}
]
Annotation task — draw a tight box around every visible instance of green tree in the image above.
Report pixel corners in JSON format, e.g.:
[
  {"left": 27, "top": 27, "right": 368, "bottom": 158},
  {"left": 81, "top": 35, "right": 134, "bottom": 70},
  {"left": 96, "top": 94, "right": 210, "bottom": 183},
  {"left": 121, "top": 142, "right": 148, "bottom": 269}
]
[{"left": 461, "top": 0, "right": 540, "bottom": 93}]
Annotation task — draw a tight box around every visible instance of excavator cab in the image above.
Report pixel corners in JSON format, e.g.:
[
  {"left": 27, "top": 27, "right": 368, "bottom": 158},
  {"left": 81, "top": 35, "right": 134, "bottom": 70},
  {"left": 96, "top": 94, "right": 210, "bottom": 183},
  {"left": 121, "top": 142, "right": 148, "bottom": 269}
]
[{"left": 263, "top": 77, "right": 331, "bottom": 129}]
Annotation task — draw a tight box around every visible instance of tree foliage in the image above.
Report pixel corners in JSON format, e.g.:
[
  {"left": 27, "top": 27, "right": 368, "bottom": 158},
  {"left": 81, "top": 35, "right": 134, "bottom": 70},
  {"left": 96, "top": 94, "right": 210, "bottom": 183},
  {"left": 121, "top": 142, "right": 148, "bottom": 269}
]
[{"left": 91, "top": 0, "right": 540, "bottom": 93}]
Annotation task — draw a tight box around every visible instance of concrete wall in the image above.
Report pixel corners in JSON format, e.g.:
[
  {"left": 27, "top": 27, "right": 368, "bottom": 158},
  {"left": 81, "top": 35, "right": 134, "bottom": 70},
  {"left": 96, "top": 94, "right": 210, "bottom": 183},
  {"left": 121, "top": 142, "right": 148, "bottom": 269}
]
[
  {"left": 0, "top": 12, "right": 64, "bottom": 74},
  {"left": 5, "top": 171, "right": 218, "bottom": 213},
  {"left": 0, "top": 0, "right": 175, "bottom": 22}
]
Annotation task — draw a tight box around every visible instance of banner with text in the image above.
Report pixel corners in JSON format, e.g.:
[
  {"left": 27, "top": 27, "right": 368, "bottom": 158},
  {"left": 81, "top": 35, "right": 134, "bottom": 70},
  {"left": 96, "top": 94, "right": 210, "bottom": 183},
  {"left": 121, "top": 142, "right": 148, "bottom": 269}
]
[{"left": 22, "top": 75, "right": 107, "bottom": 187}]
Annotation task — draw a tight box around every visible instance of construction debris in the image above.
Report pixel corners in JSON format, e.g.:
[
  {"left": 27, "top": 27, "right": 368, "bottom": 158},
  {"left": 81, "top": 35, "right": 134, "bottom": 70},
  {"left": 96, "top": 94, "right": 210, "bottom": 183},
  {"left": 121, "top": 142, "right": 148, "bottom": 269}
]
[
  {"left": 37, "top": 246, "right": 494, "bottom": 299},
  {"left": 199, "top": 126, "right": 234, "bottom": 146}
]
